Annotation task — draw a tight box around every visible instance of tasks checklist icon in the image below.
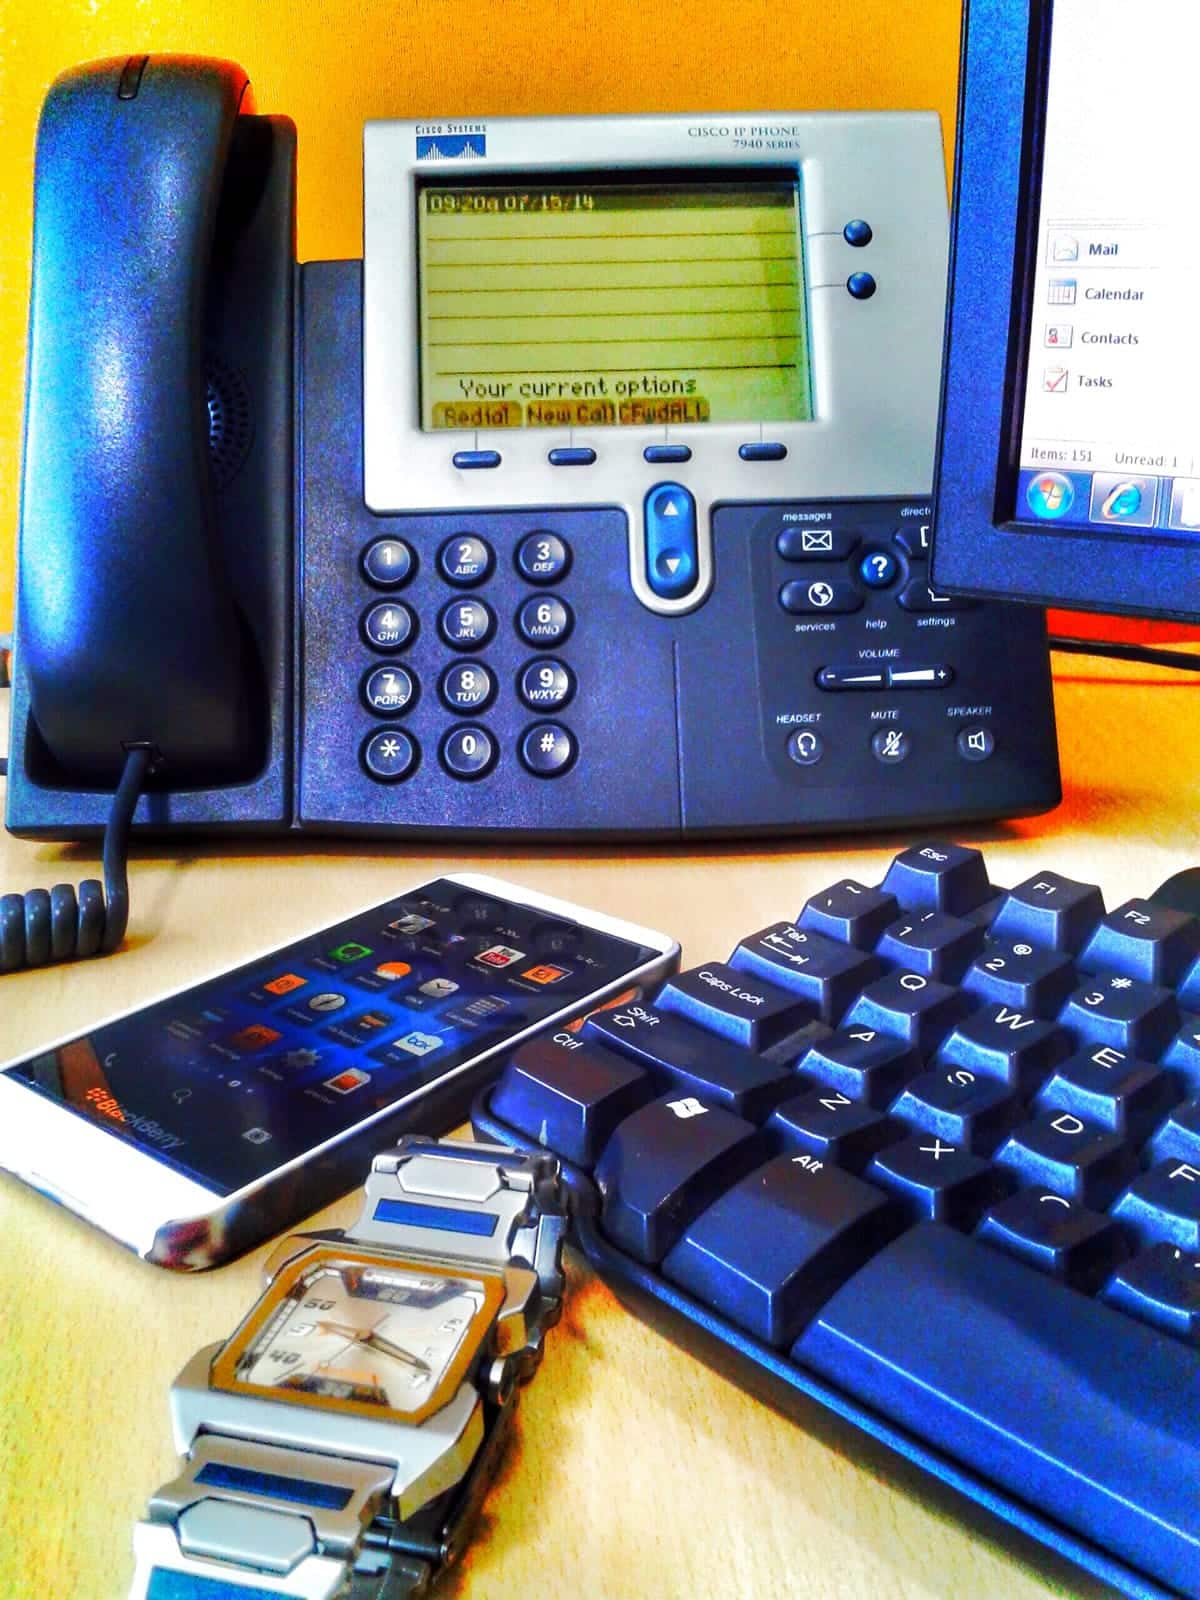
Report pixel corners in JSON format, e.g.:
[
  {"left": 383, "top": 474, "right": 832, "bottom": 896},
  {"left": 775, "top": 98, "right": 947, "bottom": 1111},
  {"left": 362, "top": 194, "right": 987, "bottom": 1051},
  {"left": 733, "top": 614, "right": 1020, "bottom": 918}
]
[
  {"left": 1047, "top": 277, "right": 1077, "bottom": 306},
  {"left": 1042, "top": 366, "right": 1069, "bottom": 394}
]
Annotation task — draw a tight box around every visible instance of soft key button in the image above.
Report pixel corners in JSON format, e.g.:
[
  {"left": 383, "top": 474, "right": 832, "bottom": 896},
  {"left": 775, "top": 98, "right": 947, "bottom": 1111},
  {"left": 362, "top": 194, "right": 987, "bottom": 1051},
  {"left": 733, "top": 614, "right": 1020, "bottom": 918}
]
[{"left": 644, "top": 482, "right": 699, "bottom": 600}]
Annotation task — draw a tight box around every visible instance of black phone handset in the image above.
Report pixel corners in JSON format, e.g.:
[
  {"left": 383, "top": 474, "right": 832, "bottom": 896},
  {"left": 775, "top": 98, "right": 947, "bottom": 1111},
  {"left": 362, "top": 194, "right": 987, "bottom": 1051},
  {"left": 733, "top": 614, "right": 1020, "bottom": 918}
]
[{"left": 3, "top": 55, "right": 271, "bottom": 972}]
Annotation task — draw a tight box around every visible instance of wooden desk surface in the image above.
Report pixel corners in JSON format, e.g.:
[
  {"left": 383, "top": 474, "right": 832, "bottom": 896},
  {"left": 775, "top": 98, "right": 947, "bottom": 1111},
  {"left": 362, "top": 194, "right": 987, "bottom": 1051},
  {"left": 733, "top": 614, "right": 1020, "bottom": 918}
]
[{"left": 1, "top": 662, "right": 1196, "bottom": 1600}]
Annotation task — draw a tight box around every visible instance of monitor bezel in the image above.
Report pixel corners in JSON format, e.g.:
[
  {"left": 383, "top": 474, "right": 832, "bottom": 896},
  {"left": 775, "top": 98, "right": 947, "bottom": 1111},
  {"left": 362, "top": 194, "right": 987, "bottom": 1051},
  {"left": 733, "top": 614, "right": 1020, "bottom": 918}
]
[{"left": 930, "top": 0, "right": 1200, "bottom": 622}]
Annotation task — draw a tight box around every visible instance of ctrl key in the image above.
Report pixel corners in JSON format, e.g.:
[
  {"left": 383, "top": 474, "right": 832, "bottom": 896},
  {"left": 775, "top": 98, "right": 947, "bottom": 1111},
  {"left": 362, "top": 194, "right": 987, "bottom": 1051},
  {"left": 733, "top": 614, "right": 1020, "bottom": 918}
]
[{"left": 489, "top": 1033, "right": 655, "bottom": 1169}]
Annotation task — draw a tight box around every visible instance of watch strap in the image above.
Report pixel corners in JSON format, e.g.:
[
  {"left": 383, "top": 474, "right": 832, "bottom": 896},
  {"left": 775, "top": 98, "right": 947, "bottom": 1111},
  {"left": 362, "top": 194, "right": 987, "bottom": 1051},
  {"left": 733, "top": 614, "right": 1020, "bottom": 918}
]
[
  {"left": 350, "top": 1139, "right": 567, "bottom": 1310},
  {"left": 129, "top": 1435, "right": 420, "bottom": 1600}
]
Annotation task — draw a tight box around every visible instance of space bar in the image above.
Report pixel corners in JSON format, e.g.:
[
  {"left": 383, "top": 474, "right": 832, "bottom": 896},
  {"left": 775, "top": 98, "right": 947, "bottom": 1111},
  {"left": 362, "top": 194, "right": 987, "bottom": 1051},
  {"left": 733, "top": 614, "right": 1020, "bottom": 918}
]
[{"left": 792, "top": 1223, "right": 1200, "bottom": 1597}]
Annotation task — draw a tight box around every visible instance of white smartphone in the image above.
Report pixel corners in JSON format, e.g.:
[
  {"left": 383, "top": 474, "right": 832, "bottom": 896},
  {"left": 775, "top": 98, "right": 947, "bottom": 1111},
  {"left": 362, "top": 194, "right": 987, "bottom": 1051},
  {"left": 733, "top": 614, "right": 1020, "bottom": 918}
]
[{"left": 0, "top": 872, "right": 678, "bottom": 1269}]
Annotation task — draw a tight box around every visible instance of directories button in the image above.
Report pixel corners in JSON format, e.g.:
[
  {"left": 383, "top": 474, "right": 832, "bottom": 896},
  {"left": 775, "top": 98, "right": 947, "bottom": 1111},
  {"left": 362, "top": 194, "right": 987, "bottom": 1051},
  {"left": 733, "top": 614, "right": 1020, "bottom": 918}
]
[{"left": 644, "top": 482, "right": 698, "bottom": 600}]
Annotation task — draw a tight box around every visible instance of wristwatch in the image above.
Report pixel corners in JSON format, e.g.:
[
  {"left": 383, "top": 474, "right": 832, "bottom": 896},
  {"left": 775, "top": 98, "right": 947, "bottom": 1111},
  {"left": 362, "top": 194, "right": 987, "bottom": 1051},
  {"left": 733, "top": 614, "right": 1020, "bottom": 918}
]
[{"left": 130, "top": 1138, "right": 567, "bottom": 1599}]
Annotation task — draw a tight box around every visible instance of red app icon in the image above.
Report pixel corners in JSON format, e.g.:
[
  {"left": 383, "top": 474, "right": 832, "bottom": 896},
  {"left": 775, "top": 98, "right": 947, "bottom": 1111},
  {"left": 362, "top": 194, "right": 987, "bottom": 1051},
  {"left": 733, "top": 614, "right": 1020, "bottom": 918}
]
[
  {"left": 475, "top": 944, "right": 525, "bottom": 970},
  {"left": 521, "top": 963, "right": 571, "bottom": 985},
  {"left": 263, "top": 972, "right": 306, "bottom": 997},
  {"left": 228, "top": 1024, "right": 283, "bottom": 1055},
  {"left": 324, "top": 1068, "right": 371, "bottom": 1095}
]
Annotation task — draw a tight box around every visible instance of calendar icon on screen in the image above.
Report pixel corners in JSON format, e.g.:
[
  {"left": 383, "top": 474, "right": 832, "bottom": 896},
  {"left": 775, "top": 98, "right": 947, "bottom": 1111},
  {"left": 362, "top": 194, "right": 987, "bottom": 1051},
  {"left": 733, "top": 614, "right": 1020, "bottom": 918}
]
[{"left": 1047, "top": 277, "right": 1077, "bottom": 305}]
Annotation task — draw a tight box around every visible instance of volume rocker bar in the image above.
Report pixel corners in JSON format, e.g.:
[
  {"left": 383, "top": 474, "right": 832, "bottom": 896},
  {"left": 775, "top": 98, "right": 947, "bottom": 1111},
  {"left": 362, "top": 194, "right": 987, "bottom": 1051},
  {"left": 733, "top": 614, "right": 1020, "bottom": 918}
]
[{"left": 793, "top": 1223, "right": 1200, "bottom": 1597}]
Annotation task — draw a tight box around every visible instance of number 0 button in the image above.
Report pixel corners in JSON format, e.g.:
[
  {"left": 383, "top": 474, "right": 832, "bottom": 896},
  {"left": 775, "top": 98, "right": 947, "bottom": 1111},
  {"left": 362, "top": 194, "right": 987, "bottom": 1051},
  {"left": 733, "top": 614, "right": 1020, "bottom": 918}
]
[
  {"left": 517, "top": 595, "right": 573, "bottom": 646},
  {"left": 439, "top": 598, "right": 495, "bottom": 650},
  {"left": 441, "top": 725, "right": 497, "bottom": 779},
  {"left": 516, "top": 532, "right": 571, "bottom": 583},
  {"left": 519, "top": 658, "right": 575, "bottom": 710},
  {"left": 520, "top": 722, "right": 577, "bottom": 776}
]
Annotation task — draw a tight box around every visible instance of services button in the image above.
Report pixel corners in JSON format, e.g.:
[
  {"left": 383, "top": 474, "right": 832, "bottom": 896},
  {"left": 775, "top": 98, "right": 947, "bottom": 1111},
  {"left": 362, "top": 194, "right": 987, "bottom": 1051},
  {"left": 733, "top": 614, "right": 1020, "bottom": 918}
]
[{"left": 780, "top": 580, "right": 863, "bottom": 615}]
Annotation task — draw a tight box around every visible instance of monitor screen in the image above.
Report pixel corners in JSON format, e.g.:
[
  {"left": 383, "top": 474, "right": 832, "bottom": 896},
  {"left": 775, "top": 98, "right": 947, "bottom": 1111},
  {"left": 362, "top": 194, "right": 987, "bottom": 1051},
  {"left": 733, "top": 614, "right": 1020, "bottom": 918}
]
[
  {"left": 1014, "top": 0, "right": 1198, "bottom": 539},
  {"left": 931, "top": 0, "right": 1200, "bottom": 619},
  {"left": 416, "top": 176, "right": 812, "bottom": 431}
]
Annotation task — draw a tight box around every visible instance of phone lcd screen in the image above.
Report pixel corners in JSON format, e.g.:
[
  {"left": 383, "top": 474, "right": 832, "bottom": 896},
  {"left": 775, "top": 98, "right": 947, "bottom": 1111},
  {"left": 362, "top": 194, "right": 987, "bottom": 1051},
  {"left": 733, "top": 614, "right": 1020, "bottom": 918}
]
[
  {"left": 2, "top": 881, "right": 655, "bottom": 1195},
  {"left": 416, "top": 176, "right": 812, "bottom": 430}
]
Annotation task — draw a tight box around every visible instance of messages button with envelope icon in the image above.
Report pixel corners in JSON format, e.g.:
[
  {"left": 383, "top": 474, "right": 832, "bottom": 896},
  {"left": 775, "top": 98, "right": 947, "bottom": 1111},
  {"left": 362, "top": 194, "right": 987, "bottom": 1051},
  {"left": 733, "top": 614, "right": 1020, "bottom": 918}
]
[{"left": 776, "top": 525, "right": 860, "bottom": 561}]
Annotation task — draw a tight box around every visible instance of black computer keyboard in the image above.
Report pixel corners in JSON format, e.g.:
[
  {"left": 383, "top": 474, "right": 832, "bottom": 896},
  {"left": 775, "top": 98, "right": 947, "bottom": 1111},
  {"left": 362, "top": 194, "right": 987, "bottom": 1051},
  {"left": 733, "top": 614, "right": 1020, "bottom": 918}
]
[{"left": 472, "top": 842, "right": 1200, "bottom": 1600}]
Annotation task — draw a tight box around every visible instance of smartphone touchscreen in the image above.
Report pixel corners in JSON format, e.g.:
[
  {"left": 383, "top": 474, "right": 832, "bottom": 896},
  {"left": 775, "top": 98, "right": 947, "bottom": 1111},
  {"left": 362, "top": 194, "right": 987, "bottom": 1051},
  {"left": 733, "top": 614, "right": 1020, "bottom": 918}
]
[{"left": 1, "top": 877, "right": 664, "bottom": 1196}]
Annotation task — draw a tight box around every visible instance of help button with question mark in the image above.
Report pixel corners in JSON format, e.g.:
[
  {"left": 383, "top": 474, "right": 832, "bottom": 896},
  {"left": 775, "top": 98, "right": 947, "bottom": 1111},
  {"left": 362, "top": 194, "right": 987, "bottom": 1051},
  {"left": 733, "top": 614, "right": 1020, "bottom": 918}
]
[{"left": 858, "top": 550, "right": 899, "bottom": 589}]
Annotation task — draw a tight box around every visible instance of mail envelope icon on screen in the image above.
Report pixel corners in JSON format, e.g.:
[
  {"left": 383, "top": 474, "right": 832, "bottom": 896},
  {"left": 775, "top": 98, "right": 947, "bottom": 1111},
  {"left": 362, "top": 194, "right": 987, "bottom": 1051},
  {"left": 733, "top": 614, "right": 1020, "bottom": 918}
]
[{"left": 801, "top": 530, "right": 834, "bottom": 552}]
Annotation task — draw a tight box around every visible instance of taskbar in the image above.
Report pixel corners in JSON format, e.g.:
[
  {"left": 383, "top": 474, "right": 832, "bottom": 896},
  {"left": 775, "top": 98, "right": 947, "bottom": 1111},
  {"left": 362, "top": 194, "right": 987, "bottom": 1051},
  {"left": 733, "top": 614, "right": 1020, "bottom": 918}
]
[{"left": 1016, "top": 466, "right": 1200, "bottom": 538}]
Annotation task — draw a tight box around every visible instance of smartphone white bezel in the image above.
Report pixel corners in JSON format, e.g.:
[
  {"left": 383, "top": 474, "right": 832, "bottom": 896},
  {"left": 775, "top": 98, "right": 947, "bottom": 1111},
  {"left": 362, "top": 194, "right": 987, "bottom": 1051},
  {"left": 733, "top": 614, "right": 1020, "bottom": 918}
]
[{"left": 0, "top": 871, "right": 679, "bottom": 1263}]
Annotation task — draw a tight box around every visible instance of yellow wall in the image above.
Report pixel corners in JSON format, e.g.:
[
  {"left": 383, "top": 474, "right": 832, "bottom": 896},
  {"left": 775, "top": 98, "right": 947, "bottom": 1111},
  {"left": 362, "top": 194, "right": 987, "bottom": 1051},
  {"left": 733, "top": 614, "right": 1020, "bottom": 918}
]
[{"left": 0, "top": 0, "right": 962, "bottom": 629}]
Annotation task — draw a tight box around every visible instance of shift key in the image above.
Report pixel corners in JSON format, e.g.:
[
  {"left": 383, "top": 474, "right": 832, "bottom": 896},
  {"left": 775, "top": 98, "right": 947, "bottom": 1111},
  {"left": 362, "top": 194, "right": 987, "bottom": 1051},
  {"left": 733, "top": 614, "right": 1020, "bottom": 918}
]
[
  {"left": 586, "top": 1001, "right": 794, "bottom": 1121},
  {"left": 656, "top": 962, "right": 815, "bottom": 1051}
]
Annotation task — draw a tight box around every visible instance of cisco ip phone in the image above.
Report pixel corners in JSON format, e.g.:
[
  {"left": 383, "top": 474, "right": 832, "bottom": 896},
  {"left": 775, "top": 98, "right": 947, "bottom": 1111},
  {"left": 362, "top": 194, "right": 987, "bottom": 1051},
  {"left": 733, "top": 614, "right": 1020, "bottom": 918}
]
[{"left": 6, "top": 54, "right": 1061, "bottom": 847}]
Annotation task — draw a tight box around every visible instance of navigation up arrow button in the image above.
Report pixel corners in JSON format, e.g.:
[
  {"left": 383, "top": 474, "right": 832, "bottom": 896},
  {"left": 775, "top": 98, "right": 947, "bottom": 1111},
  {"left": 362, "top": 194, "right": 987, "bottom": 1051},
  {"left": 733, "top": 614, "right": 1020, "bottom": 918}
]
[{"left": 644, "top": 482, "right": 699, "bottom": 600}]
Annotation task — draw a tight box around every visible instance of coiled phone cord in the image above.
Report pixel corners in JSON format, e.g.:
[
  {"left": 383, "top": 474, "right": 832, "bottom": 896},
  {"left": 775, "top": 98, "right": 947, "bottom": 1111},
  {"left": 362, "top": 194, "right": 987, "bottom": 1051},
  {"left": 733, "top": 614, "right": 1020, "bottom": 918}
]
[{"left": 0, "top": 745, "right": 153, "bottom": 973}]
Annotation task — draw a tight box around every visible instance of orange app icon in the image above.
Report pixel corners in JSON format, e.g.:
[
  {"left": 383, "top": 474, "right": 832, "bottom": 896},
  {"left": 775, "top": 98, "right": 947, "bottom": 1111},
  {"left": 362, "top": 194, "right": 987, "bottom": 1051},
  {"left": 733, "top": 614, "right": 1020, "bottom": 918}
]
[
  {"left": 264, "top": 972, "right": 306, "bottom": 997},
  {"left": 374, "top": 960, "right": 412, "bottom": 982},
  {"left": 521, "top": 963, "right": 571, "bottom": 985},
  {"left": 229, "top": 1024, "right": 283, "bottom": 1054}
]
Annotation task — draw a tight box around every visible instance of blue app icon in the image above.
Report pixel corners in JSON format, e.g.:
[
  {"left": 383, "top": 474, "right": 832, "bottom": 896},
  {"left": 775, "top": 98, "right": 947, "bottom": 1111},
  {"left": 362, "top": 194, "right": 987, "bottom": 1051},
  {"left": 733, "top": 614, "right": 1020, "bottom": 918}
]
[
  {"left": 1101, "top": 481, "right": 1142, "bottom": 519},
  {"left": 1025, "top": 471, "right": 1075, "bottom": 519}
]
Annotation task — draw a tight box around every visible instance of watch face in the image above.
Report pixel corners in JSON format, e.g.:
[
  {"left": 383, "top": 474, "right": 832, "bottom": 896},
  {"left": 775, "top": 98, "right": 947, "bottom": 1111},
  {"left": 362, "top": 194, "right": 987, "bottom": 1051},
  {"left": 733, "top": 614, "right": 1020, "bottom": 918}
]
[{"left": 211, "top": 1248, "right": 504, "bottom": 1424}]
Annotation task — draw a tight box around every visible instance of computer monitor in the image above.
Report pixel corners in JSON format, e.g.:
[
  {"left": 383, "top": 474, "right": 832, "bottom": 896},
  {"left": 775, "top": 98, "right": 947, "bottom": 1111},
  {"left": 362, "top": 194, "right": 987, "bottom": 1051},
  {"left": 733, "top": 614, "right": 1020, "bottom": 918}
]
[{"left": 931, "top": 0, "right": 1200, "bottom": 622}]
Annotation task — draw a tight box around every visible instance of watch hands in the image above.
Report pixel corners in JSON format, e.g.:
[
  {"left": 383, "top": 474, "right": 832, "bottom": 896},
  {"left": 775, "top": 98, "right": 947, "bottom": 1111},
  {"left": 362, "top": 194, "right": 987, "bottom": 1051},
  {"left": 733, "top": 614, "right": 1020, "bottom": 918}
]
[{"left": 314, "top": 1320, "right": 431, "bottom": 1374}]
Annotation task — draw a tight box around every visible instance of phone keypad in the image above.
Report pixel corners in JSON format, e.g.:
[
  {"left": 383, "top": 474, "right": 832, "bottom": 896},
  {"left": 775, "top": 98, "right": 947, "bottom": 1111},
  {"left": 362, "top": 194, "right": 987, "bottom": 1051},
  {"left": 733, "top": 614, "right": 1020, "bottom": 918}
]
[{"left": 356, "top": 528, "right": 578, "bottom": 784}]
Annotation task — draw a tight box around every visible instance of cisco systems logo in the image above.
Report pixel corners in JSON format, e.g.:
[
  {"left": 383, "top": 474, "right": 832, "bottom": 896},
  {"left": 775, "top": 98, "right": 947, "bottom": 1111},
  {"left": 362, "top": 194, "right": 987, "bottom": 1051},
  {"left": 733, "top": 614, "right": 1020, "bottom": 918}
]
[{"left": 416, "top": 127, "right": 487, "bottom": 160}]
